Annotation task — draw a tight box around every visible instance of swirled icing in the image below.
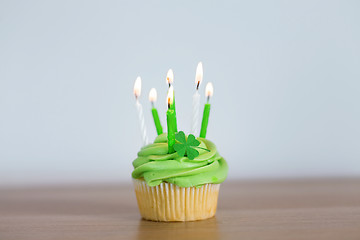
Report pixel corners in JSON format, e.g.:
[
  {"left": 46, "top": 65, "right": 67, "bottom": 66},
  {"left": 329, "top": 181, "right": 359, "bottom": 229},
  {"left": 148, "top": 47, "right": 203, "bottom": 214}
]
[{"left": 132, "top": 133, "right": 228, "bottom": 187}]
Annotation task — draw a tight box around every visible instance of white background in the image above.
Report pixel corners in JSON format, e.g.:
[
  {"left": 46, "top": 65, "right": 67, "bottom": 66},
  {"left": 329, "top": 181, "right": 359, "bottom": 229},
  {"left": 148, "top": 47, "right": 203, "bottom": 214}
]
[{"left": 1, "top": 0, "right": 360, "bottom": 186}]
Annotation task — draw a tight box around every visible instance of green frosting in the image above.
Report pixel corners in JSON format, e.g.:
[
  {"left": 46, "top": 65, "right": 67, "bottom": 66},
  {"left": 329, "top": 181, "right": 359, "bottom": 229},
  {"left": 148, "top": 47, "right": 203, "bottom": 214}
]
[{"left": 132, "top": 133, "right": 228, "bottom": 187}]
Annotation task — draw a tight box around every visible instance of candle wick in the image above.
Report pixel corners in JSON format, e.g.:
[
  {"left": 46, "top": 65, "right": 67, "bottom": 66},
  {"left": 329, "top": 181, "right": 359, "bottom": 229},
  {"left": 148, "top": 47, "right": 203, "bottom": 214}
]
[
  {"left": 196, "top": 81, "right": 200, "bottom": 90},
  {"left": 207, "top": 96, "right": 210, "bottom": 103},
  {"left": 168, "top": 83, "right": 171, "bottom": 88},
  {"left": 151, "top": 102, "right": 154, "bottom": 108}
]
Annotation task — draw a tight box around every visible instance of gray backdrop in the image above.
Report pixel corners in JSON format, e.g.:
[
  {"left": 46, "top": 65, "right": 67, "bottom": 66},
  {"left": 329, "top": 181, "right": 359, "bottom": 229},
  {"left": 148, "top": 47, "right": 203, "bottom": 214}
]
[{"left": 1, "top": 0, "right": 359, "bottom": 186}]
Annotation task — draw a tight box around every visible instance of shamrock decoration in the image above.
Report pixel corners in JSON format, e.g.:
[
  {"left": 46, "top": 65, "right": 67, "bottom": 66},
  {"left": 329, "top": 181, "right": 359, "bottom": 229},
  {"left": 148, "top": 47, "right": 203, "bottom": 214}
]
[{"left": 174, "top": 131, "right": 209, "bottom": 160}]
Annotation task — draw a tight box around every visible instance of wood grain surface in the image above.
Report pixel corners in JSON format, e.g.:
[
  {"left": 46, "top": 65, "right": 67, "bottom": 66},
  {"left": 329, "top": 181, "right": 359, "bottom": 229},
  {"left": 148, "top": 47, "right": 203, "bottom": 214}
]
[{"left": 1, "top": 178, "right": 360, "bottom": 240}]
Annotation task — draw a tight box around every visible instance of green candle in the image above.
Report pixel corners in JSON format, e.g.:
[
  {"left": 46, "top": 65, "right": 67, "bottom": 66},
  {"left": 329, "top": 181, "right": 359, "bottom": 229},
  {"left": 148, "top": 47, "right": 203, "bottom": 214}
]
[
  {"left": 152, "top": 108, "right": 163, "bottom": 135},
  {"left": 167, "top": 86, "right": 176, "bottom": 153},
  {"left": 199, "top": 103, "right": 211, "bottom": 138},
  {"left": 200, "top": 82, "right": 214, "bottom": 138},
  {"left": 167, "top": 109, "right": 176, "bottom": 153},
  {"left": 171, "top": 91, "right": 178, "bottom": 132},
  {"left": 149, "top": 88, "right": 163, "bottom": 135}
]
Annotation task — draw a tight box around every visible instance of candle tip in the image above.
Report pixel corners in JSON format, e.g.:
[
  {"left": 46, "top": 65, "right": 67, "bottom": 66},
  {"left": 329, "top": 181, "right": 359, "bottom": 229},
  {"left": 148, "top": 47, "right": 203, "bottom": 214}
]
[
  {"left": 149, "top": 88, "right": 157, "bottom": 102},
  {"left": 205, "top": 82, "right": 214, "bottom": 98},
  {"left": 134, "top": 76, "right": 142, "bottom": 98},
  {"left": 166, "top": 69, "right": 174, "bottom": 85},
  {"left": 167, "top": 85, "right": 174, "bottom": 108},
  {"left": 195, "top": 62, "right": 203, "bottom": 89}
]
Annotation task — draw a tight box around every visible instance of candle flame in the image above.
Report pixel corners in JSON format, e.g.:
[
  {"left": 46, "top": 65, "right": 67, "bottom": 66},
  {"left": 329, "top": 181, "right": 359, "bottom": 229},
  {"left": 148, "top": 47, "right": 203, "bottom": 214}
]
[
  {"left": 205, "top": 82, "right": 214, "bottom": 98},
  {"left": 133, "top": 76, "right": 142, "bottom": 98},
  {"left": 149, "top": 88, "right": 157, "bottom": 102},
  {"left": 166, "top": 69, "right": 174, "bottom": 85},
  {"left": 167, "top": 85, "right": 174, "bottom": 107},
  {"left": 195, "top": 62, "right": 203, "bottom": 89}
]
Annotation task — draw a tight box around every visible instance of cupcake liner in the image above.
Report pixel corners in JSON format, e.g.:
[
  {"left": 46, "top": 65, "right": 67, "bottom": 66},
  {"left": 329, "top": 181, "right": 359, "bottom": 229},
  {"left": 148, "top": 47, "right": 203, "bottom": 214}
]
[{"left": 133, "top": 178, "right": 220, "bottom": 222}]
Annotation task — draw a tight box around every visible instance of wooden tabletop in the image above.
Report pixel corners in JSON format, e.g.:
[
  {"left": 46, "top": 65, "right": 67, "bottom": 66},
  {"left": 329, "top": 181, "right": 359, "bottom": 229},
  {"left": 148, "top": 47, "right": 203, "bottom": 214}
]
[{"left": 1, "top": 178, "right": 360, "bottom": 240}]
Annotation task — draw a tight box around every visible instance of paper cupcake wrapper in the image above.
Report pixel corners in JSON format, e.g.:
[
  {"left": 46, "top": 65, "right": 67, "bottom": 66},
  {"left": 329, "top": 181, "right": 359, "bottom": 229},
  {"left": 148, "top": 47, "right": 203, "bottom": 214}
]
[{"left": 133, "top": 179, "right": 220, "bottom": 222}]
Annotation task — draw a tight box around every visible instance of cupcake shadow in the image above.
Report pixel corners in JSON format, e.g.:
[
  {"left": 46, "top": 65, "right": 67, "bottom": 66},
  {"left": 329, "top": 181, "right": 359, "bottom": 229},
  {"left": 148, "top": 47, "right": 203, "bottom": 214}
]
[{"left": 136, "top": 217, "right": 220, "bottom": 240}]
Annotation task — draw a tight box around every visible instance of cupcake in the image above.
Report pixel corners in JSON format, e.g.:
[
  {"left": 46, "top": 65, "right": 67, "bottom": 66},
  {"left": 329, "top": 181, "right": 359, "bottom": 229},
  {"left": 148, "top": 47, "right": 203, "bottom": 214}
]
[
  {"left": 132, "top": 63, "right": 228, "bottom": 221},
  {"left": 132, "top": 132, "right": 228, "bottom": 221}
]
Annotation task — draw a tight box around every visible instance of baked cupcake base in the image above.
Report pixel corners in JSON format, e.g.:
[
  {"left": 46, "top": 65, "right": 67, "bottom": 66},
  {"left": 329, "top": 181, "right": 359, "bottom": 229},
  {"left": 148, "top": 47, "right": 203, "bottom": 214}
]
[{"left": 133, "top": 178, "right": 220, "bottom": 222}]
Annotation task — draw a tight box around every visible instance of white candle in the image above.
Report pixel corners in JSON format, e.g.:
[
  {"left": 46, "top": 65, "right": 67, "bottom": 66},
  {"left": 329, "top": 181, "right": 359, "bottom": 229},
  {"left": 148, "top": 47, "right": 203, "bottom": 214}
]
[
  {"left": 133, "top": 76, "right": 149, "bottom": 146},
  {"left": 192, "top": 91, "right": 200, "bottom": 134},
  {"left": 191, "top": 62, "right": 203, "bottom": 135}
]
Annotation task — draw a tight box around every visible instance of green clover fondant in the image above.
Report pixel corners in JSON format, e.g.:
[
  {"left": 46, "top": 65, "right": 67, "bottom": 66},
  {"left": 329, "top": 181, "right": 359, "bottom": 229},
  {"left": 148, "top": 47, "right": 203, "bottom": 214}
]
[{"left": 174, "top": 131, "right": 209, "bottom": 160}]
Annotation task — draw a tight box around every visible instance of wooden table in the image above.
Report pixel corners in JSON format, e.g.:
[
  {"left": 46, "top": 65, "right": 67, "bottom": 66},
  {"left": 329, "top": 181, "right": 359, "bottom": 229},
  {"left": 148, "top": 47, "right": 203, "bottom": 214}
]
[{"left": 1, "top": 179, "right": 359, "bottom": 240}]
